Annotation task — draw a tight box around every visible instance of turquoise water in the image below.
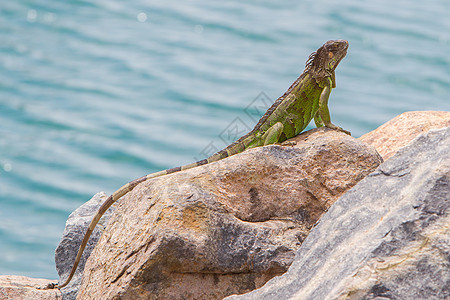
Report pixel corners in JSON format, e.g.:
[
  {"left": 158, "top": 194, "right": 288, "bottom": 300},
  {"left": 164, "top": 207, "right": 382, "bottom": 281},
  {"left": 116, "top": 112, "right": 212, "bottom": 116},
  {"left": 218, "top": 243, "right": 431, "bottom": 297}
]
[{"left": 0, "top": 1, "right": 449, "bottom": 279}]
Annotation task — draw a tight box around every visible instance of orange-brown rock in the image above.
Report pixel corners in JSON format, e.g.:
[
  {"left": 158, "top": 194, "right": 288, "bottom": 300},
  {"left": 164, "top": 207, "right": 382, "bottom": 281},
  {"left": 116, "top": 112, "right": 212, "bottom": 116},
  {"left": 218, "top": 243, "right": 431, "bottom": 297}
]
[
  {"left": 359, "top": 111, "right": 450, "bottom": 160},
  {"left": 77, "top": 128, "right": 382, "bottom": 300},
  {"left": 0, "top": 275, "right": 61, "bottom": 300}
]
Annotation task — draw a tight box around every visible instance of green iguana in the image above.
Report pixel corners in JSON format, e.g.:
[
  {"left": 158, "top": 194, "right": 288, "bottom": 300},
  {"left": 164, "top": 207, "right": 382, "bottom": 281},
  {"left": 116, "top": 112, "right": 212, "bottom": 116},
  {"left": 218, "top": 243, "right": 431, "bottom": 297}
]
[{"left": 56, "top": 39, "right": 350, "bottom": 289}]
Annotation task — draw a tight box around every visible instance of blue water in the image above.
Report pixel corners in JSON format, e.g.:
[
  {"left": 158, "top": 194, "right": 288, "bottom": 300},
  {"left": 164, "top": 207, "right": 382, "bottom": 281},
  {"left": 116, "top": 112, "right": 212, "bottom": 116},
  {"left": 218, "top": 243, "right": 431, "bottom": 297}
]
[{"left": 0, "top": 0, "right": 449, "bottom": 279}]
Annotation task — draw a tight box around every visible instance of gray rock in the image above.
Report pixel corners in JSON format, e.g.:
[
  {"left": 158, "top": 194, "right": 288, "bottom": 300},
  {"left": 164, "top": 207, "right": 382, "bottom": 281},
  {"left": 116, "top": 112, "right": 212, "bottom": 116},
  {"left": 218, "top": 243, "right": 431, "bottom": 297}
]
[
  {"left": 54, "top": 192, "right": 114, "bottom": 300},
  {"left": 227, "top": 127, "right": 450, "bottom": 300}
]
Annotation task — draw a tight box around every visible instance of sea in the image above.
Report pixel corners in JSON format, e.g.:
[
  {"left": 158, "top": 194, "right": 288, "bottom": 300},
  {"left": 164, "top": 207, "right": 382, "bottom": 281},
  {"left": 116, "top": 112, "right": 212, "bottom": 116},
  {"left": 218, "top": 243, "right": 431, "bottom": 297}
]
[{"left": 0, "top": 0, "right": 449, "bottom": 279}]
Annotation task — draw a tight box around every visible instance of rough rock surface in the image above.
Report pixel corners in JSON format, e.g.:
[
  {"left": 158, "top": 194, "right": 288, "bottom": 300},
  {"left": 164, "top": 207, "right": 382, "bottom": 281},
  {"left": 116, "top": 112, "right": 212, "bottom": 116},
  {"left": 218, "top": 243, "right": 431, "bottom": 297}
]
[
  {"left": 359, "top": 110, "right": 450, "bottom": 160},
  {"left": 76, "top": 128, "right": 382, "bottom": 299},
  {"left": 0, "top": 275, "right": 61, "bottom": 300},
  {"left": 227, "top": 127, "right": 450, "bottom": 300},
  {"left": 54, "top": 192, "right": 114, "bottom": 300}
]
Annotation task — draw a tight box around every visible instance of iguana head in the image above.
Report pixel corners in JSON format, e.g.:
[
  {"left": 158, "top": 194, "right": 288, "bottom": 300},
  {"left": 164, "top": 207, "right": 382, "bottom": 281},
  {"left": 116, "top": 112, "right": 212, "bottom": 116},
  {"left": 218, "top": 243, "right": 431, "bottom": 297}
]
[{"left": 306, "top": 39, "right": 348, "bottom": 82}]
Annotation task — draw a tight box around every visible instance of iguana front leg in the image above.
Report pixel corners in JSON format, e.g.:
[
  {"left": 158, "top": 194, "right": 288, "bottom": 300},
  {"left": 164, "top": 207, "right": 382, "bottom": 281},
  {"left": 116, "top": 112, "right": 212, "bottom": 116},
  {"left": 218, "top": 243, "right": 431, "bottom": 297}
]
[{"left": 315, "top": 78, "right": 351, "bottom": 135}]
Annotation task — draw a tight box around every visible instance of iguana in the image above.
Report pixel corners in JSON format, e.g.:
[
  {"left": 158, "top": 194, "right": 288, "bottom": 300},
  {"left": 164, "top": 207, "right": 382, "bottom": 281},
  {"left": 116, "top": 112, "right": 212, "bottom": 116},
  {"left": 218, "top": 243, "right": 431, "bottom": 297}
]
[{"left": 56, "top": 39, "right": 350, "bottom": 289}]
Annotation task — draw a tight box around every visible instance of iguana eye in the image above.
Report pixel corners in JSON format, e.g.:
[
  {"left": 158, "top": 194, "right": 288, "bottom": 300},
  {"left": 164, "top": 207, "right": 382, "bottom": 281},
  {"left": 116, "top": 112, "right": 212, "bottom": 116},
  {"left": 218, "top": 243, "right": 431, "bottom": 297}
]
[{"left": 328, "top": 52, "right": 334, "bottom": 58}]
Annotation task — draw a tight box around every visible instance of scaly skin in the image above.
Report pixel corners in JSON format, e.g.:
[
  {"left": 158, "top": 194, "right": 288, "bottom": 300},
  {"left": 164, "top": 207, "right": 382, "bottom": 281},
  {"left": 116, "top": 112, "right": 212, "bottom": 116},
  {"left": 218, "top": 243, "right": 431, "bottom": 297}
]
[{"left": 56, "top": 39, "right": 350, "bottom": 289}]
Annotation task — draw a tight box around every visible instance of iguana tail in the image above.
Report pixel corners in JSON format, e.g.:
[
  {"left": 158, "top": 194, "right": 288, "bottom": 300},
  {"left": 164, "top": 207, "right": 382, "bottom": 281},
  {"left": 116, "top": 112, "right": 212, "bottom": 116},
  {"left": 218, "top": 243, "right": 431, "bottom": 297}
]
[{"left": 57, "top": 135, "right": 255, "bottom": 288}]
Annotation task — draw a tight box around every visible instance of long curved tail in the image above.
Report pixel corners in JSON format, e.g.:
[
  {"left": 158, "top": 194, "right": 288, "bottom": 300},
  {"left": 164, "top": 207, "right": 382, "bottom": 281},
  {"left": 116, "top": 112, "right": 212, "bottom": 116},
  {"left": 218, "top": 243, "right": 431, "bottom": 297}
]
[
  {"left": 56, "top": 137, "right": 253, "bottom": 288},
  {"left": 57, "top": 173, "right": 150, "bottom": 288}
]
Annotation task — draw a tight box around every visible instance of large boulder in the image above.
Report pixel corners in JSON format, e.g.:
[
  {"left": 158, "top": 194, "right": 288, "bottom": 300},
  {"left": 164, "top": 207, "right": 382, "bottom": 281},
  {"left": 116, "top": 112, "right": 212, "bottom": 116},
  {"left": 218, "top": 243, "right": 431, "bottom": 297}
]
[
  {"left": 0, "top": 275, "right": 61, "bottom": 300},
  {"left": 359, "top": 110, "right": 450, "bottom": 160},
  {"left": 75, "top": 128, "right": 382, "bottom": 299},
  {"left": 227, "top": 127, "right": 450, "bottom": 300}
]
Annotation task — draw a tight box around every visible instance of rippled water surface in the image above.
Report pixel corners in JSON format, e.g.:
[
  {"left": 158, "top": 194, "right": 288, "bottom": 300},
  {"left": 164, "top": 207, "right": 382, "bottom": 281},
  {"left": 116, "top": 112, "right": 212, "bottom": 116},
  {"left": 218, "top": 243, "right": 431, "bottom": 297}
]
[{"left": 0, "top": 0, "right": 449, "bottom": 278}]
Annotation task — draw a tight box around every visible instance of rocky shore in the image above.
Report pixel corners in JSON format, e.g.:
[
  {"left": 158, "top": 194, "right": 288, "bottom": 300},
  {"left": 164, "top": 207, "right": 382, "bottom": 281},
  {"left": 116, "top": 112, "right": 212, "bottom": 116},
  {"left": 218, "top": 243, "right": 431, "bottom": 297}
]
[{"left": 1, "top": 111, "right": 448, "bottom": 300}]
